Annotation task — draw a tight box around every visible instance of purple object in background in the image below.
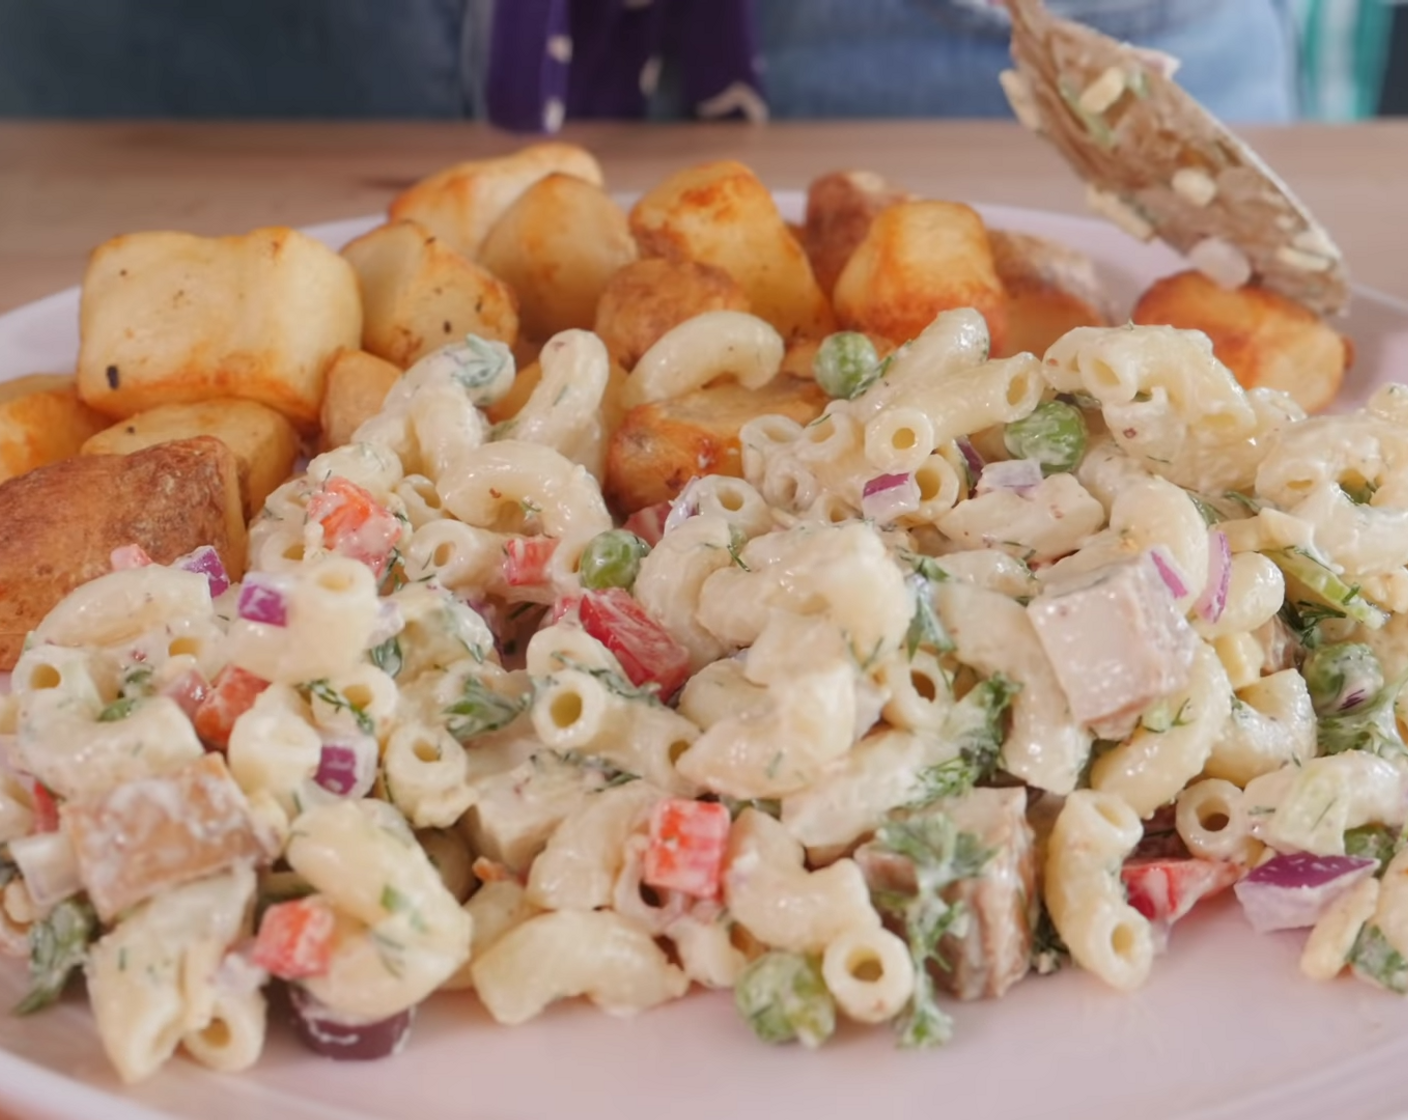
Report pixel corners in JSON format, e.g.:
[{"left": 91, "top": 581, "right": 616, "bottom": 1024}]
[{"left": 486, "top": 0, "right": 765, "bottom": 133}]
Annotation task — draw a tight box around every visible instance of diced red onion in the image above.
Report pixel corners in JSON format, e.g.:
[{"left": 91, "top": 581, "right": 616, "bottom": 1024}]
[
  {"left": 663, "top": 477, "right": 703, "bottom": 534},
  {"left": 237, "top": 574, "right": 292, "bottom": 627},
  {"left": 976, "top": 458, "right": 1043, "bottom": 497},
  {"left": 286, "top": 984, "right": 415, "bottom": 1061},
  {"left": 110, "top": 543, "right": 154, "bottom": 571},
  {"left": 313, "top": 737, "right": 376, "bottom": 800},
  {"left": 1148, "top": 546, "right": 1189, "bottom": 601},
  {"left": 1193, "top": 531, "right": 1231, "bottom": 622},
  {"left": 861, "top": 472, "right": 921, "bottom": 523},
  {"left": 1233, "top": 852, "right": 1378, "bottom": 934},
  {"left": 956, "top": 437, "right": 986, "bottom": 480},
  {"left": 8, "top": 830, "right": 81, "bottom": 910},
  {"left": 174, "top": 544, "right": 231, "bottom": 598}
]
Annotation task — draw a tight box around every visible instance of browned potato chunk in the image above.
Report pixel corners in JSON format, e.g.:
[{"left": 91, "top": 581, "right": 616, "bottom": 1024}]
[
  {"left": 319, "top": 348, "right": 402, "bottom": 452},
  {"left": 342, "top": 219, "right": 519, "bottom": 368},
  {"left": 81, "top": 398, "right": 299, "bottom": 519},
  {"left": 0, "top": 374, "right": 109, "bottom": 483},
  {"left": 803, "top": 170, "right": 913, "bottom": 298},
  {"left": 593, "top": 258, "right": 750, "bottom": 371},
  {"left": 389, "top": 142, "right": 604, "bottom": 260},
  {"left": 1132, "top": 269, "right": 1349, "bottom": 413},
  {"left": 479, "top": 173, "right": 637, "bottom": 341},
  {"left": 63, "top": 754, "right": 265, "bottom": 921},
  {"left": 605, "top": 377, "right": 828, "bottom": 514},
  {"left": 629, "top": 160, "right": 835, "bottom": 343},
  {"left": 0, "top": 437, "right": 246, "bottom": 669},
  {"left": 77, "top": 228, "right": 360, "bottom": 430},
  {"left": 989, "top": 229, "right": 1113, "bottom": 358},
  {"left": 833, "top": 201, "right": 1009, "bottom": 353}
]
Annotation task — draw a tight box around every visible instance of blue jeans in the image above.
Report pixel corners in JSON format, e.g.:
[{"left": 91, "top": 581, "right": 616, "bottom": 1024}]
[{"left": 0, "top": 0, "right": 1296, "bottom": 123}]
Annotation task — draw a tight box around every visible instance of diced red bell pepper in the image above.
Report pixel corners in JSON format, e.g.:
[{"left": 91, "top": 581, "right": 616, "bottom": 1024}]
[
  {"left": 161, "top": 667, "right": 211, "bottom": 721},
  {"left": 644, "top": 799, "right": 731, "bottom": 900},
  {"left": 194, "top": 665, "right": 270, "bottom": 750},
  {"left": 551, "top": 595, "right": 581, "bottom": 625},
  {"left": 306, "top": 477, "right": 403, "bottom": 577},
  {"left": 502, "top": 536, "right": 559, "bottom": 588},
  {"left": 1122, "top": 857, "right": 1242, "bottom": 925},
  {"left": 252, "top": 896, "right": 337, "bottom": 980},
  {"left": 622, "top": 501, "right": 672, "bottom": 548},
  {"left": 25, "top": 780, "right": 59, "bottom": 835},
  {"left": 578, "top": 588, "right": 690, "bottom": 699},
  {"left": 109, "top": 543, "right": 154, "bottom": 570}
]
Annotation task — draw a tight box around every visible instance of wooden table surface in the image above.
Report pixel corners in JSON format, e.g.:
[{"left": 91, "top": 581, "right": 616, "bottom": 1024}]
[
  {"left": 0, "top": 117, "right": 1404, "bottom": 1120},
  {"left": 1, "top": 119, "right": 1406, "bottom": 317}
]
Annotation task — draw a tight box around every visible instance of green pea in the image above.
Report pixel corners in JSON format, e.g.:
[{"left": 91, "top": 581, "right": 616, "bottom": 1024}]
[
  {"left": 578, "top": 530, "right": 650, "bottom": 591},
  {"left": 734, "top": 950, "right": 836, "bottom": 1048},
  {"left": 813, "top": 332, "right": 881, "bottom": 400},
  {"left": 1003, "top": 400, "right": 1088, "bottom": 475},
  {"left": 1303, "top": 641, "right": 1385, "bottom": 715}
]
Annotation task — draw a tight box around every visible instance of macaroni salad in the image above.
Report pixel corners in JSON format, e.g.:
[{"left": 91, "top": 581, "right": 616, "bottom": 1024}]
[{"left": 5, "top": 309, "right": 1408, "bottom": 1082}]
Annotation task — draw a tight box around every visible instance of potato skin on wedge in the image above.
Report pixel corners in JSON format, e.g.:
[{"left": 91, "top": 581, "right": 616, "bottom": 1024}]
[
  {"left": 833, "top": 201, "right": 1008, "bottom": 354},
  {"left": 802, "top": 169, "right": 913, "bottom": 299},
  {"left": 81, "top": 398, "right": 299, "bottom": 520},
  {"left": 319, "top": 348, "right": 402, "bottom": 452},
  {"left": 1132, "top": 269, "right": 1349, "bottom": 413},
  {"left": 77, "top": 227, "right": 360, "bottom": 431},
  {"left": 389, "top": 142, "right": 603, "bottom": 260},
  {"left": 989, "top": 229, "right": 1114, "bottom": 358},
  {"left": 0, "top": 437, "right": 246, "bottom": 669},
  {"left": 593, "top": 258, "right": 750, "bottom": 371},
  {"left": 605, "top": 376, "right": 828, "bottom": 514},
  {"left": 479, "top": 173, "right": 637, "bottom": 341},
  {"left": 342, "top": 219, "right": 519, "bottom": 368},
  {"left": 0, "top": 374, "right": 109, "bottom": 484},
  {"left": 629, "top": 160, "right": 835, "bottom": 343}
]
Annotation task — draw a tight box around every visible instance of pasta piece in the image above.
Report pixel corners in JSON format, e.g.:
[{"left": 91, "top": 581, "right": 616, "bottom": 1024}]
[
  {"left": 821, "top": 926, "right": 915, "bottom": 1024},
  {"left": 1175, "top": 779, "right": 1262, "bottom": 866},
  {"left": 471, "top": 910, "right": 689, "bottom": 1024},
  {"left": 1202, "top": 670, "right": 1316, "bottom": 786},
  {"left": 1090, "top": 642, "right": 1233, "bottom": 818},
  {"left": 935, "top": 582, "right": 1092, "bottom": 794},
  {"left": 525, "top": 781, "right": 664, "bottom": 911},
  {"left": 1044, "top": 791, "right": 1153, "bottom": 992},
  {"left": 86, "top": 867, "right": 256, "bottom": 1084},
  {"left": 722, "top": 809, "right": 879, "bottom": 955}
]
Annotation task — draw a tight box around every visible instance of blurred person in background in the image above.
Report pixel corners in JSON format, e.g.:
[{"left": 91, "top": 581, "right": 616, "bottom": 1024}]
[{"left": 0, "top": 0, "right": 1389, "bottom": 127}]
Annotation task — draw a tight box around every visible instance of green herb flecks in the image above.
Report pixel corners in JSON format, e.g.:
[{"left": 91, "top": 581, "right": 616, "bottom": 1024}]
[
  {"left": 905, "top": 574, "right": 954, "bottom": 660},
  {"left": 907, "top": 674, "right": 1019, "bottom": 807},
  {"left": 369, "top": 635, "right": 404, "bottom": 678},
  {"left": 1264, "top": 547, "right": 1386, "bottom": 629},
  {"left": 14, "top": 898, "right": 98, "bottom": 1015},
  {"left": 304, "top": 679, "right": 376, "bottom": 735},
  {"left": 96, "top": 695, "right": 140, "bottom": 723},
  {"left": 1344, "top": 824, "right": 1407, "bottom": 875},
  {"left": 444, "top": 675, "right": 528, "bottom": 742},
  {"left": 870, "top": 811, "right": 993, "bottom": 1048}
]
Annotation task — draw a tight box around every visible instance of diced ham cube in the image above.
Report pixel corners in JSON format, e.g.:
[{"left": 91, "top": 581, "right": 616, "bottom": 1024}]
[
  {"left": 644, "top": 799, "right": 731, "bottom": 899},
  {"left": 1026, "top": 552, "right": 1197, "bottom": 730},
  {"left": 61, "top": 753, "right": 266, "bottom": 921},
  {"left": 856, "top": 787, "right": 1037, "bottom": 1001},
  {"left": 252, "top": 896, "right": 337, "bottom": 979},
  {"left": 623, "top": 501, "right": 672, "bottom": 548}
]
